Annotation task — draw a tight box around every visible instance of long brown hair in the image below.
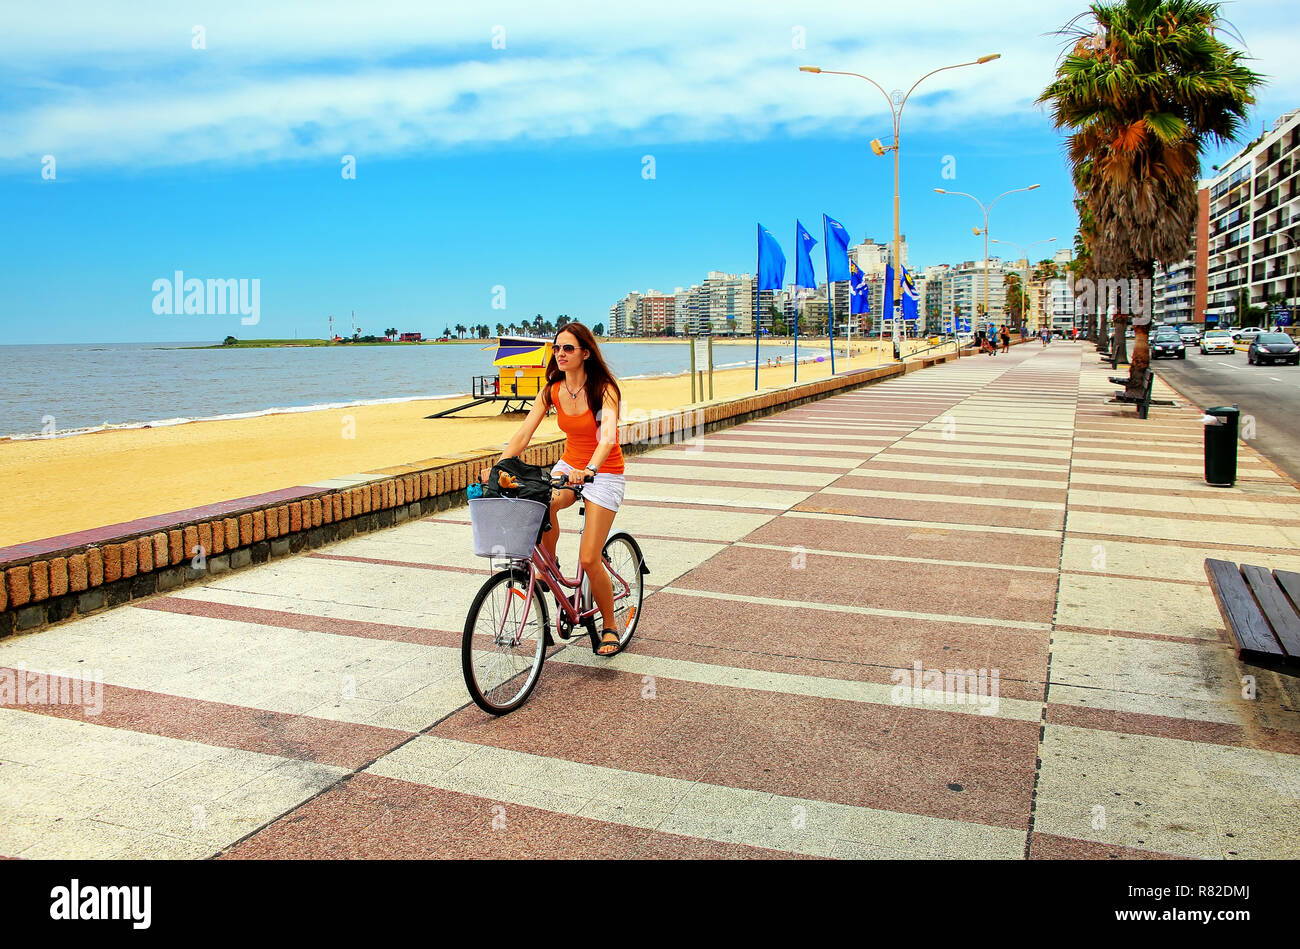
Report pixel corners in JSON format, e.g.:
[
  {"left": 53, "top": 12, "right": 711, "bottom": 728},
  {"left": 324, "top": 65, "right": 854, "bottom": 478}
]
[{"left": 541, "top": 321, "right": 622, "bottom": 420}]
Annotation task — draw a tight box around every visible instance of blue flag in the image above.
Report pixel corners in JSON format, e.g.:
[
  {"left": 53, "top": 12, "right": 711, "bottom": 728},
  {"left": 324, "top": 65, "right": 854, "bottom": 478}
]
[
  {"left": 850, "top": 260, "right": 870, "bottom": 315},
  {"left": 757, "top": 223, "right": 786, "bottom": 292},
  {"left": 901, "top": 266, "right": 919, "bottom": 321},
  {"left": 795, "top": 221, "right": 818, "bottom": 290},
  {"left": 883, "top": 263, "right": 895, "bottom": 319},
  {"left": 822, "top": 214, "right": 850, "bottom": 283}
]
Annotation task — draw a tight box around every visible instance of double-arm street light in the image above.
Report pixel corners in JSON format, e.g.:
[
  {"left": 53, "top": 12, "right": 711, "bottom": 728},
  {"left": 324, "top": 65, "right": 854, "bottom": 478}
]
[
  {"left": 800, "top": 55, "right": 1000, "bottom": 308},
  {"left": 991, "top": 237, "right": 1056, "bottom": 332},
  {"left": 934, "top": 185, "right": 1040, "bottom": 334}
]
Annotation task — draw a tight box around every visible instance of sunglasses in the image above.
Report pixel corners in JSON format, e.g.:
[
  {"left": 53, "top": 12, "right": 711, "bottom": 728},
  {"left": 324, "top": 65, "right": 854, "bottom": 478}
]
[{"left": 555, "top": 344, "right": 582, "bottom": 353}]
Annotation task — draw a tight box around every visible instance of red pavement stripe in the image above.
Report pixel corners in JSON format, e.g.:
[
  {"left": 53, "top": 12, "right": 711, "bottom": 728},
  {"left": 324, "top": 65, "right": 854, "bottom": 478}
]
[
  {"left": 138, "top": 595, "right": 463, "bottom": 647},
  {"left": 1067, "top": 505, "right": 1300, "bottom": 527},
  {"left": 859, "top": 459, "right": 1070, "bottom": 480},
  {"left": 669, "top": 544, "right": 1058, "bottom": 623},
  {"left": 422, "top": 518, "right": 734, "bottom": 546},
  {"left": 1062, "top": 532, "right": 1300, "bottom": 557},
  {"left": 628, "top": 473, "right": 814, "bottom": 492},
  {"left": 219, "top": 771, "right": 806, "bottom": 859},
  {"left": 627, "top": 456, "right": 852, "bottom": 474},
  {"left": 1027, "top": 834, "right": 1187, "bottom": 860},
  {"left": 433, "top": 662, "right": 1039, "bottom": 831},
  {"left": 867, "top": 447, "right": 1070, "bottom": 465},
  {"left": 1052, "top": 624, "right": 1223, "bottom": 647},
  {"left": 904, "top": 434, "right": 1074, "bottom": 448},
  {"left": 1073, "top": 482, "right": 1300, "bottom": 502},
  {"left": 1045, "top": 702, "right": 1300, "bottom": 756},
  {"left": 748, "top": 517, "right": 1062, "bottom": 567},
  {"left": 0, "top": 667, "right": 410, "bottom": 769},
  {"left": 635, "top": 588, "right": 1049, "bottom": 701},
  {"left": 306, "top": 552, "right": 489, "bottom": 576},
  {"left": 659, "top": 444, "right": 877, "bottom": 459},
  {"left": 1059, "top": 570, "right": 1207, "bottom": 588},
  {"left": 621, "top": 499, "right": 779, "bottom": 516},
  {"left": 796, "top": 496, "right": 1064, "bottom": 531},
  {"left": 835, "top": 474, "right": 1066, "bottom": 503}
]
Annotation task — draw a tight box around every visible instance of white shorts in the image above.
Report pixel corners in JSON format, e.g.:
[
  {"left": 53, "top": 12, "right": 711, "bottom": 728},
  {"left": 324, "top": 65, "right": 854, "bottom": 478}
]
[{"left": 551, "top": 460, "right": 627, "bottom": 514}]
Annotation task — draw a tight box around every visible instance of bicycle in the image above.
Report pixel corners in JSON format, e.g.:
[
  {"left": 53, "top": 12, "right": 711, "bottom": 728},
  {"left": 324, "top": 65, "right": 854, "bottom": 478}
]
[{"left": 461, "top": 475, "right": 649, "bottom": 715}]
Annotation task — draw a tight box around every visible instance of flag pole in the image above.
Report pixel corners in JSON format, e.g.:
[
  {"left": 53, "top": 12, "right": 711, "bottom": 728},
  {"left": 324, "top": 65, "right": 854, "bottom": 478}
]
[
  {"left": 755, "top": 225, "right": 760, "bottom": 391},
  {"left": 823, "top": 218, "right": 835, "bottom": 376},
  {"left": 794, "top": 292, "right": 799, "bottom": 383}
]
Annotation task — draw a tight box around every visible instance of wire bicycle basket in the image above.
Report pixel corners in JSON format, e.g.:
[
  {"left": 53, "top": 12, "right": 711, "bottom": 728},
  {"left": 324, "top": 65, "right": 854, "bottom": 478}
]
[{"left": 468, "top": 496, "right": 548, "bottom": 559}]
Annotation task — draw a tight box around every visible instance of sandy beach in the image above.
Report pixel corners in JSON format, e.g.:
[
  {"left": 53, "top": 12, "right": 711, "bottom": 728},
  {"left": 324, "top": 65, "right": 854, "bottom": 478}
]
[{"left": 0, "top": 338, "right": 933, "bottom": 547}]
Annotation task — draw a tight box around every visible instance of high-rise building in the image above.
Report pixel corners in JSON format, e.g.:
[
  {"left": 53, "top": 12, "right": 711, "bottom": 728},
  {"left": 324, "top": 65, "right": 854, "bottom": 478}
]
[
  {"left": 608, "top": 291, "right": 640, "bottom": 337},
  {"left": 1201, "top": 109, "right": 1300, "bottom": 326},
  {"left": 941, "top": 258, "right": 1009, "bottom": 327},
  {"left": 1153, "top": 260, "right": 1196, "bottom": 325},
  {"left": 922, "top": 264, "right": 949, "bottom": 333},
  {"left": 634, "top": 292, "right": 676, "bottom": 335},
  {"left": 850, "top": 236, "right": 909, "bottom": 275}
]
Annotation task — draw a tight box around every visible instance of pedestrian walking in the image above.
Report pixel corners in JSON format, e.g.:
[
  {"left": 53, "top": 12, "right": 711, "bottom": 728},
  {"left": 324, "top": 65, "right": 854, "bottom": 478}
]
[{"left": 1000, "top": 325, "right": 1010, "bottom": 354}]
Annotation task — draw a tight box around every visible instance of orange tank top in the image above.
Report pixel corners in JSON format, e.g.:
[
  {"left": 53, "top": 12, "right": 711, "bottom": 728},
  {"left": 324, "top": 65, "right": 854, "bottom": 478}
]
[{"left": 552, "top": 381, "right": 624, "bottom": 474}]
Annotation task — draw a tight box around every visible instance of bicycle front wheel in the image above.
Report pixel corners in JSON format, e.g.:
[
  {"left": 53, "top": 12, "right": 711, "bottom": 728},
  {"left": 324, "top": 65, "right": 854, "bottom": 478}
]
[{"left": 461, "top": 566, "right": 550, "bottom": 715}]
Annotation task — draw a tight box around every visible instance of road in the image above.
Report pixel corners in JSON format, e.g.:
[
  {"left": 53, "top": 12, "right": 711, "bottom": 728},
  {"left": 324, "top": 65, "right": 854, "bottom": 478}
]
[{"left": 1151, "top": 345, "right": 1300, "bottom": 483}]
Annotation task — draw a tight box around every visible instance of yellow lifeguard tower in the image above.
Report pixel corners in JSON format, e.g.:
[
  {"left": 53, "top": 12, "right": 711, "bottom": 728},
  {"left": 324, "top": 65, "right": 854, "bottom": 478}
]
[{"left": 425, "top": 336, "right": 553, "bottom": 418}]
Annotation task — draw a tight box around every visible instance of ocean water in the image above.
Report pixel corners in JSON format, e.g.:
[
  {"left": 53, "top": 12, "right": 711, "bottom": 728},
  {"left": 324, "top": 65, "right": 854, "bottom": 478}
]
[{"left": 0, "top": 339, "right": 835, "bottom": 439}]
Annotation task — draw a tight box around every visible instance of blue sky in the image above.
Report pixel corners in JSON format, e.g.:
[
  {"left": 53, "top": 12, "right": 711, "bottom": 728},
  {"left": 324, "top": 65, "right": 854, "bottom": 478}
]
[{"left": 2, "top": 0, "right": 1295, "bottom": 344}]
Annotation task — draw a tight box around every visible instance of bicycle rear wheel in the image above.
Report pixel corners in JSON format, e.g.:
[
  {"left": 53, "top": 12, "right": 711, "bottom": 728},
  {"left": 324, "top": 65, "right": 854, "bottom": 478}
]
[
  {"left": 603, "top": 533, "right": 646, "bottom": 650},
  {"left": 461, "top": 566, "right": 549, "bottom": 715}
]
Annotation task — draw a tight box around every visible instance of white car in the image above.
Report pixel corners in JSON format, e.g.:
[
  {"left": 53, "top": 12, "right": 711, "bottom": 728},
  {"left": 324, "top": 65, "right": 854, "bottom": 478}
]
[{"left": 1200, "top": 330, "right": 1235, "bottom": 354}]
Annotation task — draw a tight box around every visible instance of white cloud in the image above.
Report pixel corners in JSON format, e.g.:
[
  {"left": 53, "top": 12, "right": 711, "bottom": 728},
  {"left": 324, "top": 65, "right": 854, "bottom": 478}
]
[{"left": 2, "top": 0, "right": 1295, "bottom": 169}]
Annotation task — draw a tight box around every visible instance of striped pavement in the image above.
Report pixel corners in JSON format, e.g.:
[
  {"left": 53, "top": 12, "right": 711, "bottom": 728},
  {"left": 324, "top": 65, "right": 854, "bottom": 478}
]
[{"left": 2, "top": 342, "right": 1298, "bottom": 859}]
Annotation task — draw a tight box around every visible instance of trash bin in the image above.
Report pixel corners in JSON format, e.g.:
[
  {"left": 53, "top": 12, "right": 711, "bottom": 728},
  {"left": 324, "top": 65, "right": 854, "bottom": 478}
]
[{"left": 1203, "top": 405, "right": 1239, "bottom": 486}]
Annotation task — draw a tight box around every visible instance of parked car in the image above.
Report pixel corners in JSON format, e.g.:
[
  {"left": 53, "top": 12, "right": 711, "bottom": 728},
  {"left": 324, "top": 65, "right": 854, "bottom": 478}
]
[
  {"left": 1151, "top": 327, "right": 1186, "bottom": 359},
  {"left": 1247, "top": 332, "right": 1300, "bottom": 366},
  {"left": 1200, "top": 330, "right": 1235, "bottom": 355},
  {"left": 1236, "top": 328, "right": 1261, "bottom": 344}
]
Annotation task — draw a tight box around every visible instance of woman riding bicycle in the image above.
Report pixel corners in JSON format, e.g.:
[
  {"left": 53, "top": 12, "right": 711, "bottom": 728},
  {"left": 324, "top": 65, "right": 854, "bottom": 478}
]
[{"left": 481, "top": 321, "right": 627, "bottom": 656}]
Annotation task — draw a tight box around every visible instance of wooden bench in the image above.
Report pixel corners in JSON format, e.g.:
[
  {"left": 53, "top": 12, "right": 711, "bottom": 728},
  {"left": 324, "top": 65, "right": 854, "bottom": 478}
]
[
  {"left": 1205, "top": 559, "right": 1300, "bottom": 666},
  {"left": 1109, "top": 369, "right": 1155, "bottom": 419}
]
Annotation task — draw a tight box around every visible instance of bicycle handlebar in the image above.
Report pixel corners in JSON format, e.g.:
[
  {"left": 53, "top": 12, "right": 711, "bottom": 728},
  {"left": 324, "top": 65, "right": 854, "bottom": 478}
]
[{"left": 550, "top": 474, "right": 595, "bottom": 492}]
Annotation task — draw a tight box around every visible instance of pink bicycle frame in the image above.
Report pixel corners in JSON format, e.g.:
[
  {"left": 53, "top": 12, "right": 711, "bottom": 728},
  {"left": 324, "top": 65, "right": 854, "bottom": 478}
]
[{"left": 498, "top": 540, "right": 632, "bottom": 646}]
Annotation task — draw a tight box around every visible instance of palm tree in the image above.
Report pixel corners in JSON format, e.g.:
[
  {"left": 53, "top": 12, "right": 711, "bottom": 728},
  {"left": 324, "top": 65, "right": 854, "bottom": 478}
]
[
  {"left": 1004, "top": 273, "right": 1026, "bottom": 328},
  {"left": 1040, "top": 0, "right": 1261, "bottom": 395},
  {"left": 495, "top": 322, "right": 505, "bottom": 337},
  {"left": 442, "top": 326, "right": 452, "bottom": 339},
  {"left": 385, "top": 327, "right": 397, "bottom": 341}
]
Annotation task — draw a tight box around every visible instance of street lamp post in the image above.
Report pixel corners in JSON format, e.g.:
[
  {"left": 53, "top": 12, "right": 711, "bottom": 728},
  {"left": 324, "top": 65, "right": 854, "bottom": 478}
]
[
  {"left": 935, "top": 186, "right": 1040, "bottom": 340},
  {"left": 991, "top": 237, "right": 1056, "bottom": 333},
  {"left": 800, "top": 54, "right": 1000, "bottom": 309}
]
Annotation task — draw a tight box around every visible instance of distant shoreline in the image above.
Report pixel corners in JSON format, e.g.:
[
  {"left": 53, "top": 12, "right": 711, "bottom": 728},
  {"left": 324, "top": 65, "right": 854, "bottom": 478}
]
[{"left": 187, "top": 335, "right": 844, "bottom": 350}]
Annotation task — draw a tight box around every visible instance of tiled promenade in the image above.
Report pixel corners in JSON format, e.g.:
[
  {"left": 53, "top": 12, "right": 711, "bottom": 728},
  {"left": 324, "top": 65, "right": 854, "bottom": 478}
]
[{"left": 2, "top": 343, "right": 1298, "bottom": 859}]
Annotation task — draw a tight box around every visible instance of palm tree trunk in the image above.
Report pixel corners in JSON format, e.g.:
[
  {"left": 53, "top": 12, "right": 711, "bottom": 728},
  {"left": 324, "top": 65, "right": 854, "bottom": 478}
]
[
  {"left": 1126, "top": 261, "right": 1155, "bottom": 398},
  {"left": 1113, "top": 314, "right": 1129, "bottom": 364}
]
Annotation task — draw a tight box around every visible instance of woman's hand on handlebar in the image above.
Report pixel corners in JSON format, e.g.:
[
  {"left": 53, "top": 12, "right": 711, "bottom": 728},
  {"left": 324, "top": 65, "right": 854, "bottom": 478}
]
[{"left": 566, "top": 468, "right": 589, "bottom": 487}]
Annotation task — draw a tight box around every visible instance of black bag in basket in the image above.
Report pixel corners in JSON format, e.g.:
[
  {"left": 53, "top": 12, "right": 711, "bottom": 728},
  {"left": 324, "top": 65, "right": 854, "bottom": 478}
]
[{"left": 482, "top": 456, "right": 554, "bottom": 506}]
